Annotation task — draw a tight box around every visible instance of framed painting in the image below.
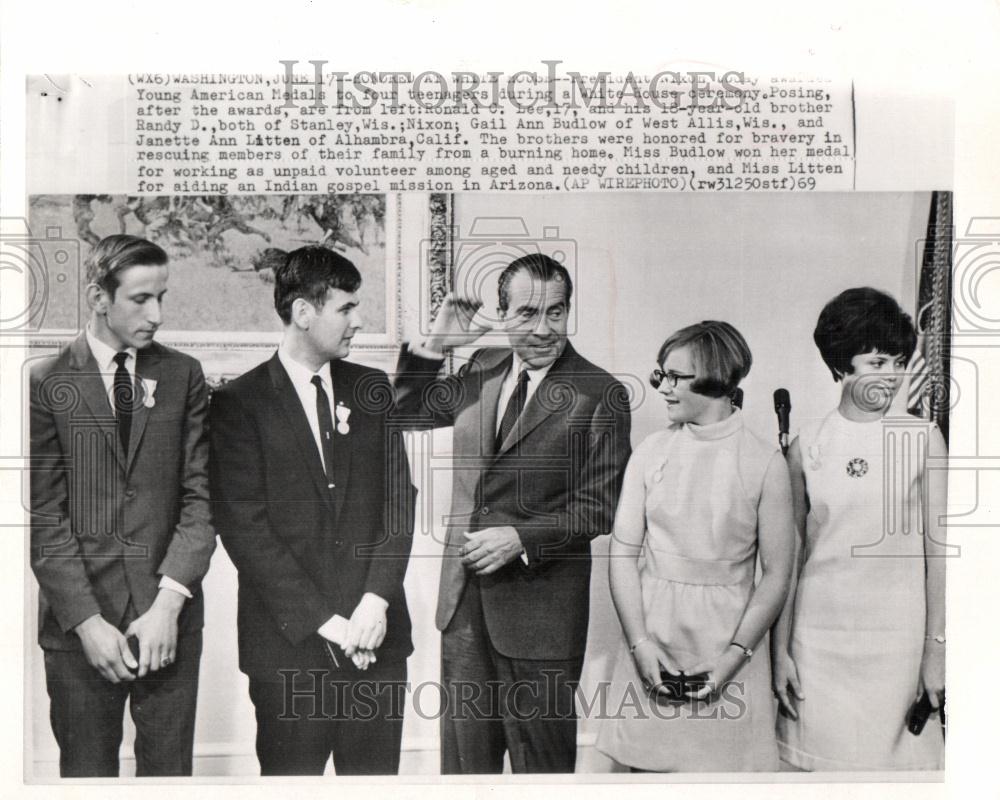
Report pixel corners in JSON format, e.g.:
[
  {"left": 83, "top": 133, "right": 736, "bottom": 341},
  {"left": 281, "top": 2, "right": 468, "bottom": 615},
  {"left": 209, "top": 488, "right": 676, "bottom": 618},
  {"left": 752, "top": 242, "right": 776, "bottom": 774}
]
[{"left": 26, "top": 193, "right": 403, "bottom": 351}]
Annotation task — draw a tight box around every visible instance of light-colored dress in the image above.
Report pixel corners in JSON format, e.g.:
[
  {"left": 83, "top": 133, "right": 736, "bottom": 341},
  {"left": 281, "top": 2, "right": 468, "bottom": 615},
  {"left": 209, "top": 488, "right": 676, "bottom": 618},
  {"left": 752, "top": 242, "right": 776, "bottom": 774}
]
[
  {"left": 776, "top": 410, "right": 945, "bottom": 770},
  {"left": 596, "top": 410, "right": 781, "bottom": 772}
]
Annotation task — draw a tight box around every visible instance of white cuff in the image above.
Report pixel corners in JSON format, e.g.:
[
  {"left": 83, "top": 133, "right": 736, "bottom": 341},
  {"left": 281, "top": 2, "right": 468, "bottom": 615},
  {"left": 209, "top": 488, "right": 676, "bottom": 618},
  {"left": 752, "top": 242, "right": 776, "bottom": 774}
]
[
  {"left": 158, "top": 575, "right": 193, "bottom": 599},
  {"left": 318, "top": 614, "right": 350, "bottom": 646},
  {"left": 409, "top": 341, "right": 446, "bottom": 361},
  {"left": 362, "top": 592, "right": 389, "bottom": 612}
]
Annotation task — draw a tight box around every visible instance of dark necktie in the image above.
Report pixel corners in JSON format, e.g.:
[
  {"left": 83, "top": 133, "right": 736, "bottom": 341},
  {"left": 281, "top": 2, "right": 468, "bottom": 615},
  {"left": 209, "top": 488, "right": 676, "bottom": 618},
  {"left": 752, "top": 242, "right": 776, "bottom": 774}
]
[
  {"left": 113, "top": 351, "right": 134, "bottom": 453},
  {"left": 496, "top": 368, "right": 529, "bottom": 450},
  {"left": 311, "top": 375, "right": 337, "bottom": 490}
]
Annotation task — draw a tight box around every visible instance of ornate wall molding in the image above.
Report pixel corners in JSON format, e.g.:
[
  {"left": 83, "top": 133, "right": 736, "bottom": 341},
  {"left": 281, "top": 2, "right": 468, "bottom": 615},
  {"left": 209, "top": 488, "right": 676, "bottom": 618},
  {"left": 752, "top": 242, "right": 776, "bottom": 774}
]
[
  {"left": 428, "top": 193, "right": 455, "bottom": 373},
  {"left": 427, "top": 193, "right": 454, "bottom": 323}
]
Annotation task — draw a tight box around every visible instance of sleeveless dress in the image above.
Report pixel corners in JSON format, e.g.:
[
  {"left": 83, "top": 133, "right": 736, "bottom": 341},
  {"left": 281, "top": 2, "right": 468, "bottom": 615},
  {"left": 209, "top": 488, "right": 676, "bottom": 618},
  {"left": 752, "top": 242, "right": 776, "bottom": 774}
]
[
  {"left": 776, "top": 410, "right": 945, "bottom": 770},
  {"left": 596, "top": 410, "right": 781, "bottom": 772}
]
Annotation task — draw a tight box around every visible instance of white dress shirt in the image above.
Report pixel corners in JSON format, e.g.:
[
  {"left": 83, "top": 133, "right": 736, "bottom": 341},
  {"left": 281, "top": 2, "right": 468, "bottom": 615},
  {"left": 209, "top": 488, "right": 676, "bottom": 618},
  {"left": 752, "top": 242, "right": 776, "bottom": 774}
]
[
  {"left": 85, "top": 325, "right": 137, "bottom": 409},
  {"left": 494, "top": 353, "right": 553, "bottom": 436},
  {"left": 85, "top": 325, "right": 192, "bottom": 600},
  {"left": 277, "top": 346, "right": 335, "bottom": 475}
]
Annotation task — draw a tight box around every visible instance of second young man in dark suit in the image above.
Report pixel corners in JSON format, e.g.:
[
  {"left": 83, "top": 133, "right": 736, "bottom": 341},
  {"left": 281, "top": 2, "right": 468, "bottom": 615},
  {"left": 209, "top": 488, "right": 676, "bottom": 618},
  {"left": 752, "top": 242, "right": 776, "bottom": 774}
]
[{"left": 210, "top": 246, "right": 415, "bottom": 775}]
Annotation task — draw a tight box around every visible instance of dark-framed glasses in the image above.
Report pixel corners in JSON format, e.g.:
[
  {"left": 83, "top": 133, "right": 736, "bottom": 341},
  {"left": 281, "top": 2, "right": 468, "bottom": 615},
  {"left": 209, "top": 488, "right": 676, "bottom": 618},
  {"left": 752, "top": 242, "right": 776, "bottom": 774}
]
[{"left": 649, "top": 369, "right": 696, "bottom": 389}]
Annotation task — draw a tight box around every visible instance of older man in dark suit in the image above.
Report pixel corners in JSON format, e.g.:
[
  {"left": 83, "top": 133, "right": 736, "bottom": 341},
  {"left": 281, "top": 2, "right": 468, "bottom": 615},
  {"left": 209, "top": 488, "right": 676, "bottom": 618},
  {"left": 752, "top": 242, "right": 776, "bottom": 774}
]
[
  {"left": 210, "top": 246, "right": 415, "bottom": 776},
  {"left": 30, "top": 235, "right": 215, "bottom": 777},
  {"left": 393, "top": 254, "right": 632, "bottom": 773}
]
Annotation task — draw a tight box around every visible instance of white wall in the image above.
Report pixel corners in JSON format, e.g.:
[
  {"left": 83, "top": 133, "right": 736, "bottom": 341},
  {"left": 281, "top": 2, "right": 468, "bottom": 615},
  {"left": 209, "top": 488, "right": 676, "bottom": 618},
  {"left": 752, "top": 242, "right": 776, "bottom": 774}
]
[{"left": 29, "top": 192, "right": 928, "bottom": 775}]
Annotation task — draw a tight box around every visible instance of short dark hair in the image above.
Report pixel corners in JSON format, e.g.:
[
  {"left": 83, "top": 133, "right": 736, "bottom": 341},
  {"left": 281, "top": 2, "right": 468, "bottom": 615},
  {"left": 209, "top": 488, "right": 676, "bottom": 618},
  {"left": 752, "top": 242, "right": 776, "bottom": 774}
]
[
  {"left": 497, "top": 253, "right": 573, "bottom": 313},
  {"left": 273, "top": 246, "right": 362, "bottom": 325},
  {"left": 813, "top": 287, "right": 917, "bottom": 381},
  {"left": 85, "top": 235, "right": 167, "bottom": 298},
  {"left": 657, "top": 320, "right": 753, "bottom": 399}
]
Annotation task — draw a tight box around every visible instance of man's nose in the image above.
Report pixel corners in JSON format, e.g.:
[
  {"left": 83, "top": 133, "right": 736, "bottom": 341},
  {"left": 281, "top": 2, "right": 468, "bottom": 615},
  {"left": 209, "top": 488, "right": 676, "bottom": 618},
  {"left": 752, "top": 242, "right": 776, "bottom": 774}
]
[
  {"left": 147, "top": 300, "right": 163, "bottom": 326},
  {"left": 533, "top": 314, "right": 551, "bottom": 336}
]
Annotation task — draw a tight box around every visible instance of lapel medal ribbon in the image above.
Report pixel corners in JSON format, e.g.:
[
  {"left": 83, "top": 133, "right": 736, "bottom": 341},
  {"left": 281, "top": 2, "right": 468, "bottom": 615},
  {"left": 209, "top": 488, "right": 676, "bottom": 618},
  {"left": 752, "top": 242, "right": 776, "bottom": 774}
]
[
  {"left": 140, "top": 377, "right": 157, "bottom": 409},
  {"left": 335, "top": 402, "right": 351, "bottom": 435}
]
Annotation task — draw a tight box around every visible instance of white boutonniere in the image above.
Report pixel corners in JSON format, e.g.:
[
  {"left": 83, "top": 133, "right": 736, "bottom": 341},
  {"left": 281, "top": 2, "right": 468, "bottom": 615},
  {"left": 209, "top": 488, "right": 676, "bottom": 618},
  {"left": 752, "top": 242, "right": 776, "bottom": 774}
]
[
  {"left": 335, "top": 401, "right": 351, "bottom": 434},
  {"left": 140, "top": 377, "right": 157, "bottom": 409}
]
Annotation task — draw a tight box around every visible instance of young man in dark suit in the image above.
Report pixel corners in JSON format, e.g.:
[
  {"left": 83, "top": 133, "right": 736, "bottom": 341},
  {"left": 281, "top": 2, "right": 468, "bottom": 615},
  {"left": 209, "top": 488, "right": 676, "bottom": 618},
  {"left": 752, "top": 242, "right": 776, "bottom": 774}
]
[
  {"left": 210, "top": 246, "right": 415, "bottom": 776},
  {"left": 30, "top": 234, "right": 216, "bottom": 777},
  {"left": 393, "top": 254, "right": 632, "bottom": 773}
]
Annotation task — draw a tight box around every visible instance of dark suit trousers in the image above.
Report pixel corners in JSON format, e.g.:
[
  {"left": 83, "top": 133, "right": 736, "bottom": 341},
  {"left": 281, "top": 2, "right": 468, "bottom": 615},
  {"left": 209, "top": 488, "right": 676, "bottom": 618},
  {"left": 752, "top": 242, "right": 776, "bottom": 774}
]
[
  {"left": 440, "top": 578, "right": 584, "bottom": 774},
  {"left": 43, "top": 630, "right": 202, "bottom": 777},
  {"left": 248, "top": 653, "right": 407, "bottom": 776}
]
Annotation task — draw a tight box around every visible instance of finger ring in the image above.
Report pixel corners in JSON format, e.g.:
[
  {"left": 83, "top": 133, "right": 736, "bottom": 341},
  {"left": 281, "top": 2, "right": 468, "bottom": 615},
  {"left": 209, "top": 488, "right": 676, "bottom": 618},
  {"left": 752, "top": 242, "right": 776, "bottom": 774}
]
[{"left": 161, "top": 656, "right": 172, "bottom": 666}]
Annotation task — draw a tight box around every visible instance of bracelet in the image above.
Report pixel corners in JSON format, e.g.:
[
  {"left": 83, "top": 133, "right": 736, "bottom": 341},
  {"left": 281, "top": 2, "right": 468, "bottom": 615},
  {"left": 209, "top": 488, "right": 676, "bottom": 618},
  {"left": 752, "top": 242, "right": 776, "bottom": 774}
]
[
  {"left": 729, "top": 641, "right": 753, "bottom": 658},
  {"left": 926, "top": 634, "right": 946, "bottom": 644},
  {"left": 629, "top": 636, "right": 651, "bottom": 654}
]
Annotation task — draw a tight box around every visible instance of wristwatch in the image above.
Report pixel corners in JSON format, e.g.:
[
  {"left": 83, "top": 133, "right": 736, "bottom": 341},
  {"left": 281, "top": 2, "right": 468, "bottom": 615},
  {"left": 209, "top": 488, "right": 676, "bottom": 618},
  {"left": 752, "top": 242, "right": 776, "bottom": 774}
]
[
  {"left": 729, "top": 641, "right": 753, "bottom": 658},
  {"left": 926, "top": 634, "right": 946, "bottom": 644}
]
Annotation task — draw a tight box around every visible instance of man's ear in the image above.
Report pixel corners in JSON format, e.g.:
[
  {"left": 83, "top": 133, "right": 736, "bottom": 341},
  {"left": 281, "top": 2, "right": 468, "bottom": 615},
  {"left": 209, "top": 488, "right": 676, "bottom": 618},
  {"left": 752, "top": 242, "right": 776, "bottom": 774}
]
[
  {"left": 85, "top": 283, "right": 108, "bottom": 314},
  {"left": 290, "top": 297, "right": 314, "bottom": 330}
]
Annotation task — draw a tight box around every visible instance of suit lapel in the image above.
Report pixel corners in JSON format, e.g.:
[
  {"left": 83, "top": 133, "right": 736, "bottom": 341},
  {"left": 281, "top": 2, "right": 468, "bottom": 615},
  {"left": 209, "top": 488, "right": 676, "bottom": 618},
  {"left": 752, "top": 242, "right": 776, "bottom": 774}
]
[
  {"left": 67, "top": 334, "right": 126, "bottom": 470},
  {"left": 328, "top": 360, "right": 353, "bottom": 530},
  {"left": 496, "top": 343, "right": 579, "bottom": 456},
  {"left": 125, "top": 347, "right": 161, "bottom": 475},
  {"left": 448, "top": 351, "right": 508, "bottom": 533},
  {"left": 479, "top": 353, "right": 511, "bottom": 460},
  {"left": 267, "top": 355, "right": 336, "bottom": 511}
]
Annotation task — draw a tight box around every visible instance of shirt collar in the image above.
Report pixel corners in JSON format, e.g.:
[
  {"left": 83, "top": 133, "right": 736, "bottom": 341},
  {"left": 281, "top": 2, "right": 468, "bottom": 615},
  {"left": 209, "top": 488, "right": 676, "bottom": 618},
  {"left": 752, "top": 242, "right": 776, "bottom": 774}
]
[
  {"left": 510, "top": 351, "right": 554, "bottom": 384},
  {"left": 277, "top": 345, "right": 333, "bottom": 392},
  {"left": 85, "top": 325, "right": 137, "bottom": 372}
]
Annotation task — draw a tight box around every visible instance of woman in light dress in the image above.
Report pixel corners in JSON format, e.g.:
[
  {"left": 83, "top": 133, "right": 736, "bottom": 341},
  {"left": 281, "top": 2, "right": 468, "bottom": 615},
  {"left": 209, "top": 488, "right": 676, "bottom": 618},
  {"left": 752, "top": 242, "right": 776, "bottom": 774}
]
[
  {"left": 597, "top": 321, "right": 794, "bottom": 772},
  {"left": 772, "top": 288, "right": 946, "bottom": 771}
]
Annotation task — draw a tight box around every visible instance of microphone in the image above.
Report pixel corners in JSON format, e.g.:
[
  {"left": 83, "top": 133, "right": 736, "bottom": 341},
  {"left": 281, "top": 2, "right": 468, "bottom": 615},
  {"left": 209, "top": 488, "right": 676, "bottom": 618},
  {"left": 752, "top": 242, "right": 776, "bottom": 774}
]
[{"left": 773, "top": 388, "right": 791, "bottom": 456}]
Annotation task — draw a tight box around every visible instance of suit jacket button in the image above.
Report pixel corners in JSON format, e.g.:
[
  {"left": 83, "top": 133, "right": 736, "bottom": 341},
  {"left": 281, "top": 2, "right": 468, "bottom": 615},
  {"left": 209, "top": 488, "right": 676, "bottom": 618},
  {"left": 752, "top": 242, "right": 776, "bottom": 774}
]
[
  {"left": 125, "top": 489, "right": 136, "bottom": 499},
  {"left": 334, "top": 540, "right": 343, "bottom": 547},
  {"left": 481, "top": 506, "right": 490, "bottom": 516}
]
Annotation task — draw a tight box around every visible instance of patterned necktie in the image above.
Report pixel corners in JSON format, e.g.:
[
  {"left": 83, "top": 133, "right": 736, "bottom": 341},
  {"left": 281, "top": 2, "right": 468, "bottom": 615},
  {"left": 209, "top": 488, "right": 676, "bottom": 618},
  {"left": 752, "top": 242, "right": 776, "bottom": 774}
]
[
  {"left": 311, "top": 375, "right": 337, "bottom": 490},
  {"left": 496, "top": 368, "right": 529, "bottom": 450},
  {"left": 113, "top": 351, "right": 133, "bottom": 453}
]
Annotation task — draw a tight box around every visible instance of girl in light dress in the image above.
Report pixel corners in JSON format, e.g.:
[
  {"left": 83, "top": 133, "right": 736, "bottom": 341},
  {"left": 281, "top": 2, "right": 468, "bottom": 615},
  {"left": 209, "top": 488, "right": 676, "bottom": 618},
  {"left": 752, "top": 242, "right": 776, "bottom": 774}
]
[
  {"left": 772, "top": 288, "right": 946, "bottom": 771},
  {"left": 596, "top": 321, "right": 794, "bottom": 772}
]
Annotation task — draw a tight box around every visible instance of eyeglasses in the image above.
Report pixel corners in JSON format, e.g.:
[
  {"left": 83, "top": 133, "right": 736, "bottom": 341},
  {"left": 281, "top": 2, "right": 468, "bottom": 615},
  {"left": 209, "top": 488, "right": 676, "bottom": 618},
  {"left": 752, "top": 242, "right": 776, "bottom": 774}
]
[{"left": 649, "top": 369, "right": 696, "bottom": 389}]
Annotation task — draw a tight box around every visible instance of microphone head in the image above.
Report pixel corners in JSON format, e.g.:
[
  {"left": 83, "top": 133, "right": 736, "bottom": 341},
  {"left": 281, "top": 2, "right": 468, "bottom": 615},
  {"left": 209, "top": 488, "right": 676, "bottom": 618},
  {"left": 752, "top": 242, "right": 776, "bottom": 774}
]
[{"left": 773, "top": 388, "right": 791, "bottom": 411}]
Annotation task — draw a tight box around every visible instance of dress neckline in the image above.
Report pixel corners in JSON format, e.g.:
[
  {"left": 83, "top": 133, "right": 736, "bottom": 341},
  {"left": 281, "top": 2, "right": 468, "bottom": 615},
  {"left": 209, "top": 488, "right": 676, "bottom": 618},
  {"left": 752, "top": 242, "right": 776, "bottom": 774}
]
[
  {"left": 682, "top": 408, "right": 743, "bottom": 441},
  {"left": 834, "top": 408, "right": 885, "bottom": 426}
]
